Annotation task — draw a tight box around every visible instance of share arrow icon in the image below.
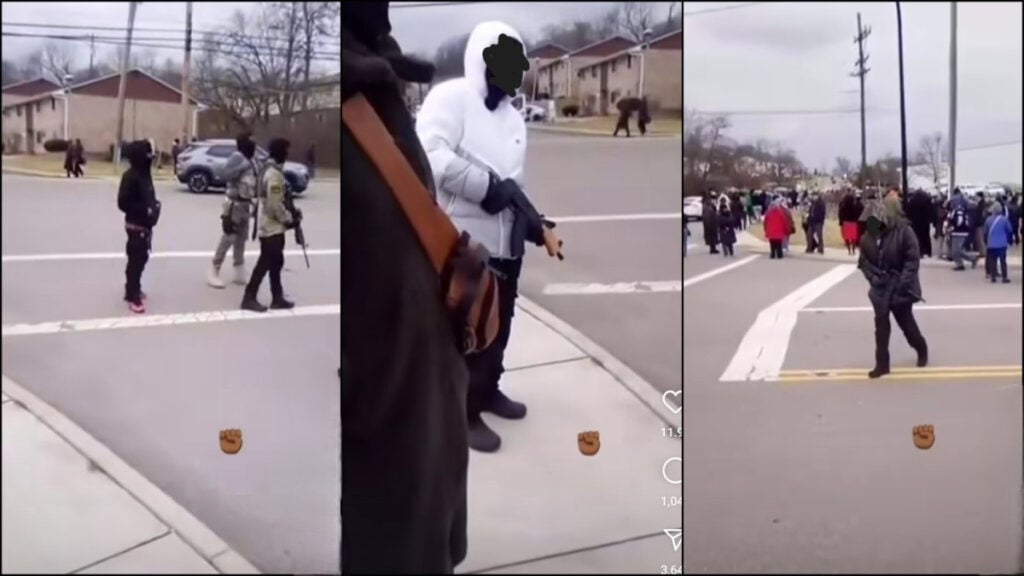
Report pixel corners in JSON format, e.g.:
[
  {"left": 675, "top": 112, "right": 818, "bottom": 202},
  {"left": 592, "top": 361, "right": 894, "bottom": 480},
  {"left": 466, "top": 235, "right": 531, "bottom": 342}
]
[{"left": 664, "top": 528, "right": 682, "bottom": 551}]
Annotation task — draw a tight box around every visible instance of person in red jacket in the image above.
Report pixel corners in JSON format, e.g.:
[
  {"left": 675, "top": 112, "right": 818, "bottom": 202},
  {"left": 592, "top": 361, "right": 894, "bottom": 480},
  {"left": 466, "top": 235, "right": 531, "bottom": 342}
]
[{"left": 763, "top": 196, "right": 791, "bottom": 259}]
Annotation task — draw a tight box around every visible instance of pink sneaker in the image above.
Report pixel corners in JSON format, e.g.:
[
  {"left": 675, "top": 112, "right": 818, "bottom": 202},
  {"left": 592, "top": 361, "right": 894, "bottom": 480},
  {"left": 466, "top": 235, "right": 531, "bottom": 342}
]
[{"left": 129, "top": 300, "right": 146, "bottom": 314}]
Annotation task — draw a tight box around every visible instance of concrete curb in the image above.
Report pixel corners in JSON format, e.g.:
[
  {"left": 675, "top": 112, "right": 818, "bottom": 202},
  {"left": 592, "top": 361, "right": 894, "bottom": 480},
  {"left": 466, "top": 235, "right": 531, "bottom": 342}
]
[
  {"left": 527, "top": 125, "right": 681, "bottom": 139},
  {"left": 1, "top": 167, "right": 175, "bottom": 182},
  {"left": 516, "top": 297, "right": 681, "bottom": 429},
  {"left": 1, "top": 375, "right": 261, "bottom": 574}
]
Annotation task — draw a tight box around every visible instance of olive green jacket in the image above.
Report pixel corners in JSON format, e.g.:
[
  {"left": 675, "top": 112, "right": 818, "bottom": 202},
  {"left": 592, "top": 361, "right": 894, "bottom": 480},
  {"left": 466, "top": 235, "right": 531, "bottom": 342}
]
[{"left": 257, "top": 162, "right": 293, "bottom": 237}]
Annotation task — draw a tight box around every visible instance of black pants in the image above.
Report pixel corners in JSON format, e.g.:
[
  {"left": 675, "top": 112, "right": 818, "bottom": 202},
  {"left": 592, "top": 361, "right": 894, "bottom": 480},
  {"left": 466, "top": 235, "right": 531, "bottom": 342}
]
[
  {"left": 769, "top": 240, "right": 783, "bottom": 259},
  {"left": 873, "top": 302, "right": 927, "bottom": 369},
  {"left": 722, "top": 242, "right": 734, "bottom": 256},
  {"left": 613, "top": 115, "right": 630, "bottom": 137},
  {"left": 124, "top": 227, "right": 151, "bottom": 302},
  {"left": 245, "top": 233, "right": 286, "bottom": 300},
  {"left": 465, "top": 256, "right": 522, "bottom": 419}
]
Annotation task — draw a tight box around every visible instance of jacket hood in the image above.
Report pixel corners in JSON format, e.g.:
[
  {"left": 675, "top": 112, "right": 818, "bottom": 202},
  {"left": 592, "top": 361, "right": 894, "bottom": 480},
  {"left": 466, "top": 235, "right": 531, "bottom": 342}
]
[
  {"left": 124, "top": 140, "right": 152, "bottom": 170},
  {"left": 859, "top": 196, "right": 905, "bottom": 228},
  {"left": 463, "top": 21, "right": 525, "bottom": 100}
]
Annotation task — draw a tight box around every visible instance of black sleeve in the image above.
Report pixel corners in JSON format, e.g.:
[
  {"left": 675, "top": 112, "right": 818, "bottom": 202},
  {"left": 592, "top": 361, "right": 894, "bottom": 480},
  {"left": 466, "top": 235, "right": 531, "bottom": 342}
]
[
  {"left": 117, "top": 172, "right": 136, "bottom": 214},
  {"left": 898, "top": 228, "right": 921, "bottom": 286}
]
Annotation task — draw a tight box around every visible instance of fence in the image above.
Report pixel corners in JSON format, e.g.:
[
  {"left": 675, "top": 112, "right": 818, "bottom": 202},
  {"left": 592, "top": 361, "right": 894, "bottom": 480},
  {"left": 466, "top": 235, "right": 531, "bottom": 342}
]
[{"left": 196, "top": 107, "right": 340, "bottom": 169}]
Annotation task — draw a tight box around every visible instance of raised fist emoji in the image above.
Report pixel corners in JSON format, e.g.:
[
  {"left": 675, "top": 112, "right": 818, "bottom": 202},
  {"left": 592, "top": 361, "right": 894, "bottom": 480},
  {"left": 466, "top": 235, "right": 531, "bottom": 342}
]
[
  {"left": 578, "top": 431, "right": 600, "bottom": 456},
  {"left": 220, "top": 429, "right": 243, "bottom": 454},
  {"left": 912, "top": 425, "right": 935, "bottom": 450}
]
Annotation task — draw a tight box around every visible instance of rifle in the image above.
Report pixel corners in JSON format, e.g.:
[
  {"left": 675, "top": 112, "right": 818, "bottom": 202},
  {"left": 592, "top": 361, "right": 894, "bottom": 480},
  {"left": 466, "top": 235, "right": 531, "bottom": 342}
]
[
  {"left": 283, "top": 185, "right": 310, "bottom": 269},
  {"left": 456, "top": 148, "right": 564, "bottom": 260}
]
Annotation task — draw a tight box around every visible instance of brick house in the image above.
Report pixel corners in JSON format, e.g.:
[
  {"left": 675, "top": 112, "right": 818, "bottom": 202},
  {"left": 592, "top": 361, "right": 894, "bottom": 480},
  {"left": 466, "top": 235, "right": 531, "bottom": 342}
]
[
  {"left": 534, "top": 36, "right": 636, "bottom": 102},
  {"left": 1, "top": 69, "right": 203, "bottom": 155},
  {"left": 525, "top": 43, "right": 569, "bottom": 99},
  {"left": 2, "top": 77, "right": 61, "bottom": 108},
  {"left": 575, "top": 29, "right": 681, "bottom": 116}
]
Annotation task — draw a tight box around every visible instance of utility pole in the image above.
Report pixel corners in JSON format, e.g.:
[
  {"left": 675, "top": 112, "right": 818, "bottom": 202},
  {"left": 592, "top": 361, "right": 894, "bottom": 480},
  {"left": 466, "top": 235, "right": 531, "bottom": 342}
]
[
  {"left": 181, "top": 1, "right": 193, "bottom": 143},
  {"left": 850, "top": 13, "right": 871, "bottom": 188},
  {"left": 896, "top": 1, "right": 908, "bottom": 197},
  {"left": 89, "top": 35, "right": 95, "bottom": 78},
  {"left": 947, "top": 2, "right": 957, "bottom": 199},
  {"left": 113, "top": 1, "right": 139, "bottom": 169}
]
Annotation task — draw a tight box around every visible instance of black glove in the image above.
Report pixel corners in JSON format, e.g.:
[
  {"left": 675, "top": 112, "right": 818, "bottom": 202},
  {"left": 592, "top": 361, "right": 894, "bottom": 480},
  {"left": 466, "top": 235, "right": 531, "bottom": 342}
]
[
  {"left": 525, "top": 215, "right": 557, "bottom": 246},
  {"left": 291, "top": 207, "right": 304, "bottom": 221},
  {"left": 481, "top": 174, "right": 516, "bottom": 215}
]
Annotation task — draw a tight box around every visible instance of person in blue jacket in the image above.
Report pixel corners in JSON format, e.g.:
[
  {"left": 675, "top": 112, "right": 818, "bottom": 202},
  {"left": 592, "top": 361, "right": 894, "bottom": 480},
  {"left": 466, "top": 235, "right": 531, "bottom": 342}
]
[{"left": 983, "top": 202, "right": 1013, "bottom": 283}]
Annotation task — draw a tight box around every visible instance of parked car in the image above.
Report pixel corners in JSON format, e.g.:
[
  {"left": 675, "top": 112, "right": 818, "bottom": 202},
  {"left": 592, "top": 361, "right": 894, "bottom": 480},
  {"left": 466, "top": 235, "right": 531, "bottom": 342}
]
[
  {"left": 510, "top": 94, "right": 548, "bottom": 122},
  {"left": 175, "top": 139, "right": 311, "bottom": 195},
  {"left": 684, "top": 196, "right": 703, "bottom": 222}
]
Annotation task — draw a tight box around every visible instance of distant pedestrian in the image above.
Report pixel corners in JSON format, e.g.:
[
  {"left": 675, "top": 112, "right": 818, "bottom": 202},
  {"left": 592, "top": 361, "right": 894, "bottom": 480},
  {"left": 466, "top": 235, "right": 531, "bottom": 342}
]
[
  {"left": 612, "top": 109, "right": 631, "bottom": 137},
  {"left": 782, "top": 198, "right": 795, "bottom": 253},
  {"left": 637, "top": 98, "right": 650, "bottom": 136},
  {"left": 907, "top": 189, "right": 934, "bottom": 257},
  {"left": 764, "top": 197, "right": 790, "bottom": 259},
  {"left": 948, "top": 188, "right": 979, "bottom": 270},
  {"left": 171, "top": 138, "right": 181, "bottom": 170},
  {"left": 1008, "top": 193, "right": 1022, "bottom": 246},
  {"left": 702, "top": 194, "right": 720, "bottom": 254},
  {"left": 807, "top": 191, "right": 826, "bottom": 254},
  {"left": 983, "top": 202, "right": 1013, "bottom": 283},
  {"left": 305, "top": 144, "right": 316, "bottom": 179},
  {"left": 838, "top": 192, "right": 861, "bottom": 255},
  {"left": 683, "top": 224, "right": 689, "bottom": 258},
  {"left": 719, "top": 203, "right": 737, "bottom": 257},
  {"left": 64, "top": 143, "right": 78, "bottom": 178}
]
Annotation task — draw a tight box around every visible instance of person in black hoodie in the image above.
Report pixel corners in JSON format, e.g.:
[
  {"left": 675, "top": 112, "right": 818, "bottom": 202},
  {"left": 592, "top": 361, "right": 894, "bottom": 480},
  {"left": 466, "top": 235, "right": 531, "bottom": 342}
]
[
  {"left": 341, "top": 2, "right": 469, "bottom": 573},
  {"left": 117, "top": 140, "right": 160, "bottom": 314}
]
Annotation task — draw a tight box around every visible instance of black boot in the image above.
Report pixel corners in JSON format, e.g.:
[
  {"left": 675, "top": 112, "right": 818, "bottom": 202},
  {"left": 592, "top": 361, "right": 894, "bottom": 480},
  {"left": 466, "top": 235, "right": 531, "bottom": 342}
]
[
  {"left": 483, "top": 390, "right": 527, "bottom": 420},
  {"left": 468, "top": 416, "right": 501, "bottom": 453},
  {"left": 868, "top": 365, "right": 890, "bottom": 379},
  {"left": 916, "top": 345, "right": 928, "bottom": 367},
  {"left": 270, "top": 296, "right": 295, "bottom": 310},
  {"left": 241, "top": 294, "right": 268, "bottom": 313}
]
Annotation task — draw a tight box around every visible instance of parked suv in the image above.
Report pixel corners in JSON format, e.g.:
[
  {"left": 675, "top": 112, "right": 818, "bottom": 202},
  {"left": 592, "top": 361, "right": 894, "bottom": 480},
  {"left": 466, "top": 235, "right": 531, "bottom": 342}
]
[{"left": 176, "top": 139, "right": 311, "bottom": 194}]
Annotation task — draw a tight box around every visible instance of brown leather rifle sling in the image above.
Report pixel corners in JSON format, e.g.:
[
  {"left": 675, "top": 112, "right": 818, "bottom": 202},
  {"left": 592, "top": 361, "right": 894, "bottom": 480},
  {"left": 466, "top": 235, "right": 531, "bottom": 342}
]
[{"left": 341, "top": 93, "right": 499, "bottom": 354}]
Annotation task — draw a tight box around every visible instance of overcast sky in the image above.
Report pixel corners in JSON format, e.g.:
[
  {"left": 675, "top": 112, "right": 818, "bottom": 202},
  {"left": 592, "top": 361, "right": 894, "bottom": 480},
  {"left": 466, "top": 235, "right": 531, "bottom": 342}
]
[
  {"left": 2, "top": 1, "right": 339, "bottom": 74},
  {"left": 683, "top": 1, "right": 1023, "bottom": 172},
  {"left": 390, "top": 1, "right": 678, "bottom": 58}
]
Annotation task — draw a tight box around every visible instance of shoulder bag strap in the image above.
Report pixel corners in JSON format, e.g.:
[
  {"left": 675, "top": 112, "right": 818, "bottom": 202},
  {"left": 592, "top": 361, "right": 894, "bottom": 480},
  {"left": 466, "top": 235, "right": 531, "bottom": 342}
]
[{"left": 341, "top": 93, "right": 457, "bottom": 274}]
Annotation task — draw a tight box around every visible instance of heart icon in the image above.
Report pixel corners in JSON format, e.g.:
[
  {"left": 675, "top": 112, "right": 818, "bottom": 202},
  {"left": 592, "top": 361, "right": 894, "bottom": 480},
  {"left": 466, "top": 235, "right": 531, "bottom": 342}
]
[{"left": 662, "top": 390, "right": 681, "bottom": 414}]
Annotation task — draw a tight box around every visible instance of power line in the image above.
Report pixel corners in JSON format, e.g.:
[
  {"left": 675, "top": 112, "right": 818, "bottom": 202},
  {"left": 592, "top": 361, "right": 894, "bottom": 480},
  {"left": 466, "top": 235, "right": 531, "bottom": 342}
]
[
  {"left": 1, "top": 20, "right": 339, "bottom": 44},
  {"left": 682, "top": 2, "right": 764, "bottom": 18},
  {"left": 391, "top": 2, "right": 501, "bottom": 8},
  {"left": 1, "top": 31, "right": 340, "bottom": 61}
]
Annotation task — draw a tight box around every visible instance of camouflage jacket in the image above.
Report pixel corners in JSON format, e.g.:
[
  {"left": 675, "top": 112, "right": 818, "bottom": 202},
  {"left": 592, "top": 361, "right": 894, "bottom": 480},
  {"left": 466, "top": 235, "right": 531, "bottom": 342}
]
[{"left": 257, "top": 161, "right": 293, "bottom": 237}]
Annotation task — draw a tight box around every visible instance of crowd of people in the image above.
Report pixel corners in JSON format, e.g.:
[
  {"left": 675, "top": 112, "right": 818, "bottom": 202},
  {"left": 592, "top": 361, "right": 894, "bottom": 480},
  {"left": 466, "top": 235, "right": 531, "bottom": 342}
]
[{"left": 689, "top": 186, "right": 1023, "bottom": 277}]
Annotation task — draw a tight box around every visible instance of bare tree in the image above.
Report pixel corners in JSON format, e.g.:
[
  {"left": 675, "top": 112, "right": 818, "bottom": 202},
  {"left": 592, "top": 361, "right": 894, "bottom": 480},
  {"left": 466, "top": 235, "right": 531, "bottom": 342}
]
[
  {"left": 917, "top": 132, "right": 945, "bottom": 189},
  {"left": 617, "top": 2, "right": 655, "bottom": 42},
  {"left": 834, "top": 156, "right": 852, "bottom": 178},
  {"left": 40, "top": 42, "right": 75, "bottom": 84},
  {"left": 297, "top": 1, "right": 339, "bottom": 111}
]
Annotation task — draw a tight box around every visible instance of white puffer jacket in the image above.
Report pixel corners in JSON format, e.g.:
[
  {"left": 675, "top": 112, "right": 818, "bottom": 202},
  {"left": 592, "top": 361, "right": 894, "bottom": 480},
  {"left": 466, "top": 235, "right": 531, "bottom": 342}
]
[{"left": 415, "top": 21, "right": 528, "bottom": 260}]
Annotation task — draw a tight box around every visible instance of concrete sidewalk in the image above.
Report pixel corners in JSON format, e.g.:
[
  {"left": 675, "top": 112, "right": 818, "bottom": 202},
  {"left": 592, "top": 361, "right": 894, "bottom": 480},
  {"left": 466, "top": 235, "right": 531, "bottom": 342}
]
[
  {"left": 2, "top": 378, "right": 261, "bottom": 574},
  {"left": 2, "top": 297, "right": 681, "bottom": 573},
  {"left": 527, "top": 124, "right": 681, "bottom": 138}
]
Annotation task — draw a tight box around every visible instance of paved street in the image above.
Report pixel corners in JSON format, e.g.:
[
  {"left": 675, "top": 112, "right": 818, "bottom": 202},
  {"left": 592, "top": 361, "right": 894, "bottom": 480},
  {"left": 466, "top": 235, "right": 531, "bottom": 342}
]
[
  {"left": 683, "top": 235, "right": 1024, "bottom": 573},
  {"left": 521, "top": 130, "right": 682, "bottom": 394},
  {"left": 2, "top": 175, "right": 342, "bottom": 574}
]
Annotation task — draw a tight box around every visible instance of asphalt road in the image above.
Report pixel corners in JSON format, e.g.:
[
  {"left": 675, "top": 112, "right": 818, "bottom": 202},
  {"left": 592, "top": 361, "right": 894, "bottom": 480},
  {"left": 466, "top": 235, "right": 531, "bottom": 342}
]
[
  {"left": 519, "top": 131, "right": 682, "bottom": 394},
  {"left": 683, "top": 239, "right": 1024, "bottom": 573},
  {"left": 2, "top": 175, "right": 341, "bottom": 574}
]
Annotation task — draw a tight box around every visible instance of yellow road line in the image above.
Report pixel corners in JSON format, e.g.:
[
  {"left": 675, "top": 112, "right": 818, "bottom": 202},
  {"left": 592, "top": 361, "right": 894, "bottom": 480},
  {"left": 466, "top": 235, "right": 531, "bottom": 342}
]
[
  {"left": 779, "top": 365, "right": 1022, "bottom": 376},
  {"left": 778, "top": 370, "right": 1021, "bottom": 382}
]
